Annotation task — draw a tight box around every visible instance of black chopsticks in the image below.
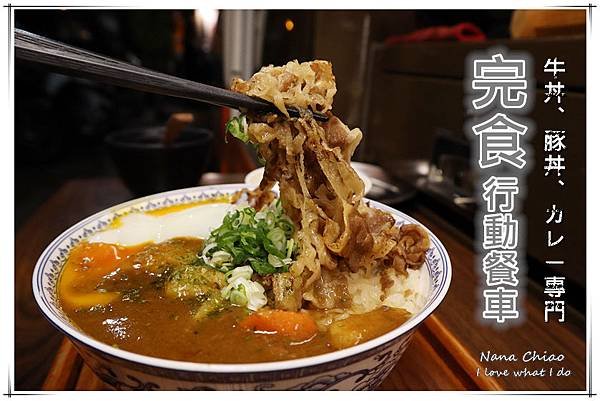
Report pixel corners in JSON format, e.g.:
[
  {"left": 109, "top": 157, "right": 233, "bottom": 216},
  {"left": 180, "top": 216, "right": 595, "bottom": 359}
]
[{"left": 14, "top": 29, "right": 328, "bottom": 122}]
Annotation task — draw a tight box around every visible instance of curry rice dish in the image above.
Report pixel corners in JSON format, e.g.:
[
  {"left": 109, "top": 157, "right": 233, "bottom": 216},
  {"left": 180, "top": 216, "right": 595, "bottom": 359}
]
[{"left": 58, "top": 60, "right": 432, "bottom": 363}]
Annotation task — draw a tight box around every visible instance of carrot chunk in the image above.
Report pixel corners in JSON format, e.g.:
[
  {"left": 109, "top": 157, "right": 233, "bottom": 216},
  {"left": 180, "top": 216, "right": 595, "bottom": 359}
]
[{"left": 239, "top": 310, "right": 318, "bottom": 341}]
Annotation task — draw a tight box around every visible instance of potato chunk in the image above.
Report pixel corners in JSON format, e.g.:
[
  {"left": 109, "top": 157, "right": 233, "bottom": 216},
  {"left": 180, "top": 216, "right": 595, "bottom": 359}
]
[
  {"left": 165, "top": 265, "right": 226, "bottom": 300},
  {"left": 328, "top": 307, "right": 410, "bottom": 349}
]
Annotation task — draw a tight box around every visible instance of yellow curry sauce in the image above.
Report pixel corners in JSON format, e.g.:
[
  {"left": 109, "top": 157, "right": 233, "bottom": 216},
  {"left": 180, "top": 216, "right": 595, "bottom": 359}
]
[{"left": 58, "top": 237, "right": 410, "bottom": 363}]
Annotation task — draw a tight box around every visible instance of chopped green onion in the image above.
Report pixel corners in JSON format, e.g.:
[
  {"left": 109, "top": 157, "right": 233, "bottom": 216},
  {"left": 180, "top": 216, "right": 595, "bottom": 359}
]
[
  {"left": 286, "top": 239, "right": 295, "bottom": 259},
  {"left": 267, "top": 254, "right": 283, "bottom": 268},
  {"left": 225, "top": 115, "right": 248, "bottom": 143},
  {"left": 201, "top": 200, "right": 297, "bottom": 276},
  {"left": 250, "top": 259, "right": 277, "bottom": 275},
  {"left": 221, "top": 266, "right": 267, "bottom": 310},
  {"left": 210, "top": 251, "right": 232, "bottom": 266},
  {"left": 229, "top": 284, "right": 247, "bottom": 306},
  {"left": 267, "top": 228, "right": 286, "bottom": 253}
]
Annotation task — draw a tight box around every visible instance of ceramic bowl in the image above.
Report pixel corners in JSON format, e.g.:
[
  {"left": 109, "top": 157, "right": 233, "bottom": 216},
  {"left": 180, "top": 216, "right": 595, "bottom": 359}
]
[
  {"left": 33, "top": 184, "right": 451, "bottom": 390},
  {"left": 105, "top": 126, "right": 214, "bottom": 197}
]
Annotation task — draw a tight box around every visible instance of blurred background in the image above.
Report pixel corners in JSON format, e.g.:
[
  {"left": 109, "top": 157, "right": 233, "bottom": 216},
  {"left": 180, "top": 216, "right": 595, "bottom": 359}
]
[{"left": 14, "top": 9, "right": 586, "bottom": 390}]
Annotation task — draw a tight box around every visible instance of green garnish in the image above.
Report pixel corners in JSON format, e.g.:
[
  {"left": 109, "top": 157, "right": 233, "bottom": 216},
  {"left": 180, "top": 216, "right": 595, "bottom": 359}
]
[
  {"left": 229, "top": 284, "right": 247, "bottom": 306},
  {"left": 221, "top": 266, "right": 267, "bottom": 310},
  {"left": 225, "top": 114, "right": 266, "bottom": 165},
  {"left": 201, "top": 200, "right": 297, "bottom": 275},
  {"left": 225, "top": 115, "right": 248, "bottom": 143}
]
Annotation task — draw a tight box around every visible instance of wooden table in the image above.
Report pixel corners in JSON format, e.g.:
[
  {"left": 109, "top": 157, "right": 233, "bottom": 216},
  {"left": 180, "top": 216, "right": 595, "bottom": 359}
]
[{"left": 15, "top": 178, "right": 587, "bottom": 391}]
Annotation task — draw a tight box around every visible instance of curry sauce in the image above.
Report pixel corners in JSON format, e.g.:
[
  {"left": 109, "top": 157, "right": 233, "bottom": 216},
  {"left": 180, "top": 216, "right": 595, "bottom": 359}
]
[{"left": 59, "top": 238, "right": 411, "bottom": 363}]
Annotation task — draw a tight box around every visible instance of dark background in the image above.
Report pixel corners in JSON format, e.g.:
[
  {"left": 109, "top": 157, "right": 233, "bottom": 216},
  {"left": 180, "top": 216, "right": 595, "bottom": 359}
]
[
  {"left": 14, "top": 10, "right": 514, "bottom": 228},
  {"left": 14, "top": 9, "right": 586, "bottom": 390}
]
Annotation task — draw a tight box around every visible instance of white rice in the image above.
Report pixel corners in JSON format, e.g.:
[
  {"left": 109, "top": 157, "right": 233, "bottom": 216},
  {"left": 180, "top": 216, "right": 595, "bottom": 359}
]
[
  {"left": 346, "top": 266, "right": 430, "bottom": 315},
  {"left": 382, "top": 267, "right": 431, "bottom": 314}
]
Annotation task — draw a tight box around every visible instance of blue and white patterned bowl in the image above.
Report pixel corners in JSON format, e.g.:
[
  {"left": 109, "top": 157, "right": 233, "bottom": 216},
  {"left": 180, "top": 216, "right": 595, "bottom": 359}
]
[{"left": 32, "top": 184, "right": 452, "bottom": 390}]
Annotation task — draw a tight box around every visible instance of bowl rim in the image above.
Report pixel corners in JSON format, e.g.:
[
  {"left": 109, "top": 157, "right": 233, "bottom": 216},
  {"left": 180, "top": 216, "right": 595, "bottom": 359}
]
[{"left": 32, "top": 183, "right": 452, "bottom": 374}]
